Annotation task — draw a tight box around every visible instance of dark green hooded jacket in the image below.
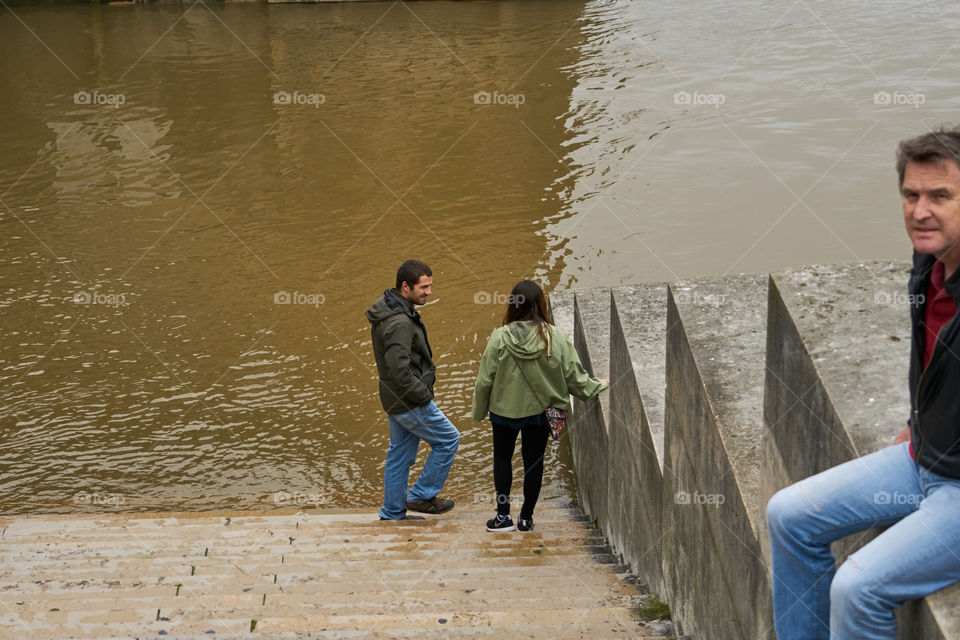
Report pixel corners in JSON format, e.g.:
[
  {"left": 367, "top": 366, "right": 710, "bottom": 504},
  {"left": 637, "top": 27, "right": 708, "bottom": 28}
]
[{"left": 366, "top": 288, "right": 436, "bottom": 414}]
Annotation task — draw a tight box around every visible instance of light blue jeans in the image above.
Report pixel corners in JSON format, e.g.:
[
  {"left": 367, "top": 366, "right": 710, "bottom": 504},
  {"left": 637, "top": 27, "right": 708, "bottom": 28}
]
[
  {"left": 379, "top": 400, "right": 460, "bottom": 520},
  {"left": 767, "top": 442, "right": 960, "bottom": 639}
]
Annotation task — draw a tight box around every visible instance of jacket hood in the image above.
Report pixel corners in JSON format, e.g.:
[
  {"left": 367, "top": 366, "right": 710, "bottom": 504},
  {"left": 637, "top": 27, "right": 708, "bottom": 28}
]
[
  {"left": 366, "top": 289, "right": 415, "bottom": 324},
  {"left": 503, "top": 321, "right": 550, "bottom": 360}
]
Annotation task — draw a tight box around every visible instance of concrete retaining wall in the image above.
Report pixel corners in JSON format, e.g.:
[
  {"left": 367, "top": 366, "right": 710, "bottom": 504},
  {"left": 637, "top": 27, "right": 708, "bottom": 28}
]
[{"left": 551, "top": 261, "right": 960, "bottom": 640}]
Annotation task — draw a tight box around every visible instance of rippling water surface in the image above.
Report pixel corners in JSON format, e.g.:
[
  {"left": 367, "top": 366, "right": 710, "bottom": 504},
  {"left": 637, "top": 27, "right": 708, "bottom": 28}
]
[
  {"left": 1, "top": 0, "right": 957, "bottom": 515},
  {"left": 1, "top": 1, "right": 590, "bottom": 515},
  {"left": 558, "top": 0, "right": 960, "bottom": 287}
]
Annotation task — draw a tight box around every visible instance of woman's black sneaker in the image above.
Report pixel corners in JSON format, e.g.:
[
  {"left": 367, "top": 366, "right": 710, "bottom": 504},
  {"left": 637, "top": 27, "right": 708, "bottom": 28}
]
[
  {"left": 517, "top": 517, "right": 533, "bottom": 532},
  {"left": 486, "top": 514, "right": 515, "bottom": 532}
]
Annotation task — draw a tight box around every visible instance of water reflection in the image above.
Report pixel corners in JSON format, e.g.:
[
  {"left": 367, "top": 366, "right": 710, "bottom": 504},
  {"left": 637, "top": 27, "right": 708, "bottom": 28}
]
[
  {"left": 6, "top": 0, "right": 955, "bottom": 517},
  {"left": 556, "top": 0, "right": 960, "bottom": 288},
  {"left": 0, "top": 1, "right": 587, "bottom": 515}
]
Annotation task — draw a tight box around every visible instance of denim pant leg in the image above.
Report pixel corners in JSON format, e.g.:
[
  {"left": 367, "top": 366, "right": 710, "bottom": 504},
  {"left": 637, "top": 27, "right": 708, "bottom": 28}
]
[
  {"left": 829, "top": 465, "right": 960, "bottom": 639},
  {"left": 404, "top": 401, "right": 460, "bottom": 502},
  {"left": 379, "top": 411, "right": 422, "bottom": 520},
  {"left": 766, "top": 443, "right": 922, "bottom": 640}
]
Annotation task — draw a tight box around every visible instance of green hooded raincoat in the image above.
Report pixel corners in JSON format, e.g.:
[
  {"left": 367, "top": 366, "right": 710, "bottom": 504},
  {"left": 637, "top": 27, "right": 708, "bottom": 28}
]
[{"left": 472, "top": 321, "right": 607, "bottom": 422}]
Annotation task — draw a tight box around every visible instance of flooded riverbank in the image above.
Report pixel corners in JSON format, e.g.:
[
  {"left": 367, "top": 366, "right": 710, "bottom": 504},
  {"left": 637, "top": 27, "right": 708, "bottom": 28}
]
[{"left": 1, "top": 0, "right": 957, "bottom": 515}]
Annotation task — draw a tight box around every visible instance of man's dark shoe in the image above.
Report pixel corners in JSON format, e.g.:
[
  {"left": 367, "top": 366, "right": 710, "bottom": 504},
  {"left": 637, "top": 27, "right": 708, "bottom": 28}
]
[
  {"left": 406, "top": 496, "right": 455, "bottom": 514},
  {"left": 379, "top": 515, "right": 425, "bottom": 520},
  {"left": 517, "top": 517, "right": 534, "bottom": 532}
]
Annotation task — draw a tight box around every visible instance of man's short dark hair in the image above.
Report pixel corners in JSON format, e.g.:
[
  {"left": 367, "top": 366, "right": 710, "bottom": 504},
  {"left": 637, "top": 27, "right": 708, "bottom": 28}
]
[
  {"left": 396, "top": 260, "right": 432, "bottom": 291},
  {"left": 897, "top": 125, "right": 960, "bottom": 187}
]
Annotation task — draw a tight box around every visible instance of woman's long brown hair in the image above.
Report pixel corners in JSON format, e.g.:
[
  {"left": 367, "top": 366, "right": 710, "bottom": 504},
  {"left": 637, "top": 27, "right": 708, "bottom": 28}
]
[{"left": 502, "top": 280, "right": 551, "bottom": 356}]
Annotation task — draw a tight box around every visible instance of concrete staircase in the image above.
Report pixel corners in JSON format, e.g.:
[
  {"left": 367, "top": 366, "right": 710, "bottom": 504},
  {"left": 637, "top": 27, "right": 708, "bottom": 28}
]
[
  {"left": 0, "top": 502, "right": 670, "bottom": 639},
  {"left": 550, "top": 262, "right": 960, "bottom": 639}
]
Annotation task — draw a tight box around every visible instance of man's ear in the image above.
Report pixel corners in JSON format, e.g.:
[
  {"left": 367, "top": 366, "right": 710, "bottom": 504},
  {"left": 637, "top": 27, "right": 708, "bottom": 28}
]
[{"left": 400, "top": 281, "right": 410, "bottom": 295}]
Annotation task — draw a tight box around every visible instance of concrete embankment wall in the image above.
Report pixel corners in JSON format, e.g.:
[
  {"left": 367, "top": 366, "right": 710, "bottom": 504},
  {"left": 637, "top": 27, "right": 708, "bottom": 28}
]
[{"left": 550, "top": 262, "right": 960, "bottom": 640}]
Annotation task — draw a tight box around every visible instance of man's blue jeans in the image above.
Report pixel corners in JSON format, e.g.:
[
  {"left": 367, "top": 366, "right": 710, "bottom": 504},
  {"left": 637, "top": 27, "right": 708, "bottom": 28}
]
[
  {"left": 767, "top": 442, "right": 960, "bottom": 639},
  {"left": 379, "top": 400, "right": 460, "bottom": 520}
]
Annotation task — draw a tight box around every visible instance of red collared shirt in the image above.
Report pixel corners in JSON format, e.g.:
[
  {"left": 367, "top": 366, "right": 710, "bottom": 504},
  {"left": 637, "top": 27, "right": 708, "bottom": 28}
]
[{"left": 923, "top": 260, "right": 957, "bottom": 369}]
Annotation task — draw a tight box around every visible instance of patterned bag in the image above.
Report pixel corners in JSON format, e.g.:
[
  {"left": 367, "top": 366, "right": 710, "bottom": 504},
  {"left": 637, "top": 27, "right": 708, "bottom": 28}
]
[{"left": 545, "top": 406, "right": 567, "bottom": 441}]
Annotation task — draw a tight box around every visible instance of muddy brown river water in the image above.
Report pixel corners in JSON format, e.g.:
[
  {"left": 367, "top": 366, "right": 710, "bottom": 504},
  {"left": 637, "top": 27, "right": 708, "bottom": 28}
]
[{"left": 1, "top": 0, "right": 957, "bottom": 515}]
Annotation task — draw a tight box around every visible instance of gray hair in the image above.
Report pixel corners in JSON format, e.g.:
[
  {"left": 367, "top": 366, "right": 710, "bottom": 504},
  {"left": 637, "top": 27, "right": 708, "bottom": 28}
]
[{"left": 897, "top": 125, "right": 960, "bottom": 187}]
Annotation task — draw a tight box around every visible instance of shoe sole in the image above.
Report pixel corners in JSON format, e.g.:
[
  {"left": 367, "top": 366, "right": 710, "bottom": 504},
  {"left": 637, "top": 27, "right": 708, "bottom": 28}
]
[
  {"left": 407, "top": 502, "right": 455, "bottom": 515},
  {"left": 486, "top": 524, "right": 516, "bottom": 532}
]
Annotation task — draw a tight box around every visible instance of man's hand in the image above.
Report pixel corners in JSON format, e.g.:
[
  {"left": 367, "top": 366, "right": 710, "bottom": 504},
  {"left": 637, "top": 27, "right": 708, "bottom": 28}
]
[{"left": 894, "top": 426, "right": 911, "bottom": 444}]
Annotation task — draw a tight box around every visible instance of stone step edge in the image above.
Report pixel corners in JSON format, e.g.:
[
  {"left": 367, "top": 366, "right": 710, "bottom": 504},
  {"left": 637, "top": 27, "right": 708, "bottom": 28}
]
[{"left": 0, "top": 505, "right": 584, "bottom": 527}]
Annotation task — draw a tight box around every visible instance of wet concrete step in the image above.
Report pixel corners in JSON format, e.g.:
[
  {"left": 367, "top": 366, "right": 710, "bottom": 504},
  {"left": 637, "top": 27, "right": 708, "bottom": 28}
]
[
  {"left": 5, "top": 578, "right": 638, "bottom": 606},
  {"left": 7, "top": 623, "right": 666, "bottom": 640},
  {"left": 4, "top": 566, "right": 630, "bottom": 597},
  {"left": 2, "top": 561, "right": 627, "bottom": 587},
  {"left": 1, "top": 540, "right": 614, "bottom": 561},
  {"left": 0, "top": 505, "right": 654, "bottom": 639},
  {"left": 147, "top": 630, "right": 669, "bottom": 640},
  {"left": 1, "top": 532, "right": 607, "bottom": 554},
  {"left": 20, "top": 606, "right": 642, "bottom": 635},
  {"left": 1, "top": 552, "right": 624, "bottom": 579},
  {"left": 6, "top": 592, "right": 643, "bottom": 620},
  {"left": 1, "top": 508, "right": 589, "bottom": 539}
]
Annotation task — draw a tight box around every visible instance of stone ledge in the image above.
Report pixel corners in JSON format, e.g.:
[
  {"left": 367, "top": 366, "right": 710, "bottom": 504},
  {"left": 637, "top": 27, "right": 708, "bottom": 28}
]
[{"left": 553, "top": 261, "right": 959, "bottom": 640}]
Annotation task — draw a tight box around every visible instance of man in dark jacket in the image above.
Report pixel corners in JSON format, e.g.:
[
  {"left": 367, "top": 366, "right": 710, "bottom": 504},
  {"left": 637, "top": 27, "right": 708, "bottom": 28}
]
[
  {"left": 767, "top": 126, "right": 960, "bottom": 640},
  {"left": 366, "top": 260, "right": 459, "bottom": 520}
]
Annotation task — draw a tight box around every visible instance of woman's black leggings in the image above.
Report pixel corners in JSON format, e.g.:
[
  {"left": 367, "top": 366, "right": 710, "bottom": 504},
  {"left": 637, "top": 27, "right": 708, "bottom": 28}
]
[{"left": 492, "top": 419, "right": 550, "bottom": 520}]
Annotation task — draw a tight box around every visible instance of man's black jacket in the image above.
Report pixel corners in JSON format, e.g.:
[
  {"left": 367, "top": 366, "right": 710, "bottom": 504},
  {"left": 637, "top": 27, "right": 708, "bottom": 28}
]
[
  {"left": 908, "top": 251, "right": 960, "bottom": 479},
  {"left": 366, "top": 288, "right": 436, "bottom": 414}
]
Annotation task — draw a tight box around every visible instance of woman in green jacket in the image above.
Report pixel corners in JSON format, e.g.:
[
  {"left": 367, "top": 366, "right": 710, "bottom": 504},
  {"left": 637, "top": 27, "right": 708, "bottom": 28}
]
[{"left": 472, "top": 280, "right": 608, "bottom": 532}]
